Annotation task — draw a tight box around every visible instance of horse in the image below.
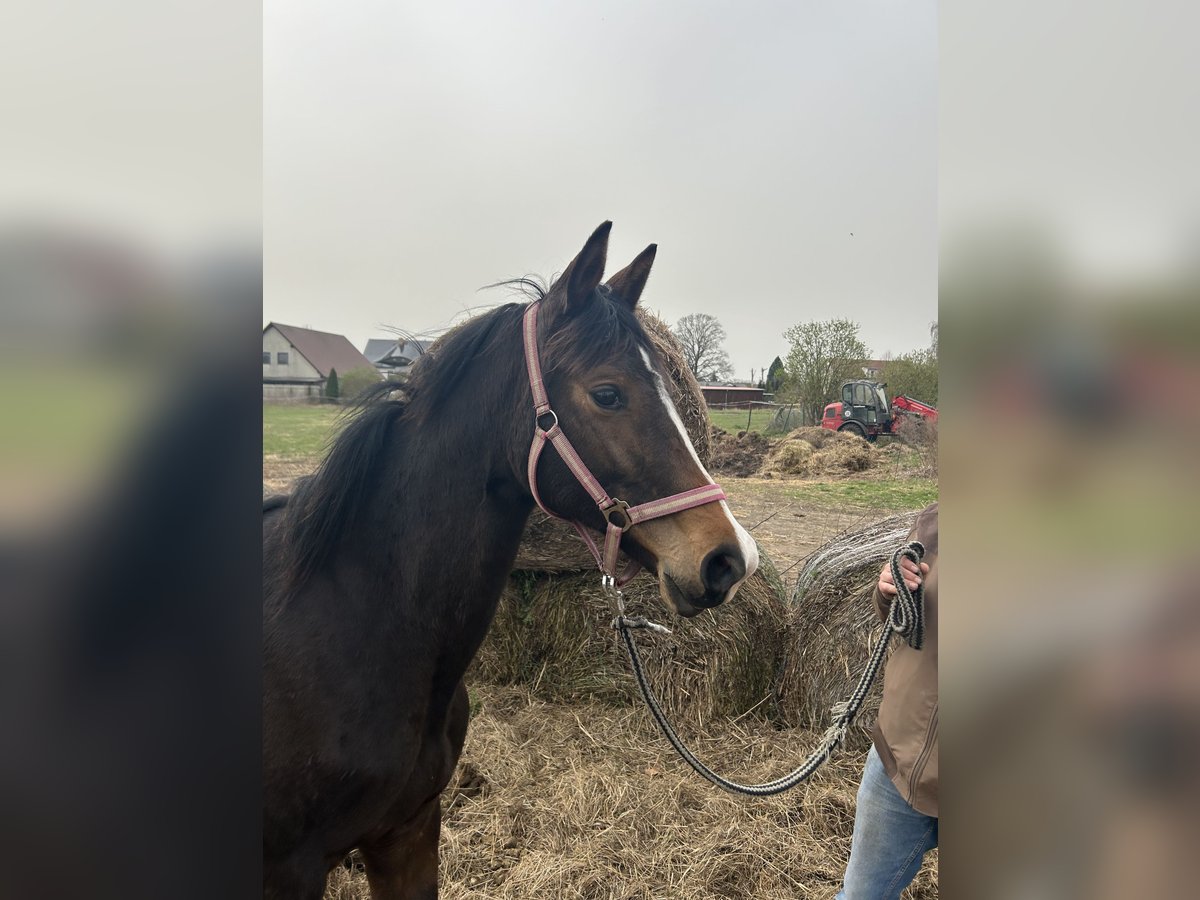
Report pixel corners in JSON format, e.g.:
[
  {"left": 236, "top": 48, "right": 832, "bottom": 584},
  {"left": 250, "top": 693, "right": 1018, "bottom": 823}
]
[{"left": 262, "top": 222, "right": 759, "bottom": 899}]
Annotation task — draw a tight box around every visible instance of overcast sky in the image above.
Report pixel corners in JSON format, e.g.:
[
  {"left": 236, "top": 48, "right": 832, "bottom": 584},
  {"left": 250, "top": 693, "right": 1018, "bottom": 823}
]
[{"left": 264, "top": 0, "right": 936, "bottom": 378}]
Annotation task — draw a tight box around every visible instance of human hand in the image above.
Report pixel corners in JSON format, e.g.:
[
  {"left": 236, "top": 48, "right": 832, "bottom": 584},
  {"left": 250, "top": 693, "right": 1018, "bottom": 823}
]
[{"left": 878, "top": 557, "right": 930, "bottom": 599}]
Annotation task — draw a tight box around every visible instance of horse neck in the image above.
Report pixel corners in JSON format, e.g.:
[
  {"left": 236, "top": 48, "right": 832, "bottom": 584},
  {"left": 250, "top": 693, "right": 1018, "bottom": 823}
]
[{"left": 356, "top": 342, "right": 534, "bottom": 660}]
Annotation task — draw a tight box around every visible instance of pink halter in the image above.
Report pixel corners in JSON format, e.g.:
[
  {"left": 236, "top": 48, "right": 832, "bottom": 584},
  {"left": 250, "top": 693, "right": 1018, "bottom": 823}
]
[{"left": 522, "top": 300, "right": 727, "bottom": 586}]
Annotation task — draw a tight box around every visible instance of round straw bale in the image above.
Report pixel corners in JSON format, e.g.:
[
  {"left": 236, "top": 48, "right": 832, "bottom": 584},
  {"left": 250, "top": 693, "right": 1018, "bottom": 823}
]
[
  {"left": 775, "top": 511, "right": 921, "bottom": 746},
  {"left": 510, "top": 511, "right": 599, "bottom": 572},
  {"left": 472, "top": 548, "right": 790, "bottom": 727}
]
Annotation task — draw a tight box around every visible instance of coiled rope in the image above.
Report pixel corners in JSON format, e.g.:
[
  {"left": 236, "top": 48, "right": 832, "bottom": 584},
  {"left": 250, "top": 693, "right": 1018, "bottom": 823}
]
[{"left": 613, "top": 540, "right": 926, "bottom": 797}]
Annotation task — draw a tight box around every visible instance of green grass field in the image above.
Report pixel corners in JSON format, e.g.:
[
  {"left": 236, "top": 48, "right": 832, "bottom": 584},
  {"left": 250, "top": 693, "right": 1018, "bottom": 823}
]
[
  {"left": 707, "top": 407, "right": 777, "bottom": 434},
  {"left": 780, "top": 478, "right": 939, "bottom": 510},
  {"left": 264, "top": 403, "right": 785, "bottom": 460},
  {"left": 263, "top": 403, "right": 343, "bottom": 460}
]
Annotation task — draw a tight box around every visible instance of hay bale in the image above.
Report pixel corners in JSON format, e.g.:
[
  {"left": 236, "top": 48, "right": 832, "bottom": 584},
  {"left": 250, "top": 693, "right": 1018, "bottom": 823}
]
[
  {"left": 511, "top": 511, "right": 604, "bottom": 573},
  {"left": 775, "top": 511, "right": 920, "bottom": 744},
  {"left": 472, "top": 550, "right": 790, "bottom": 727}
]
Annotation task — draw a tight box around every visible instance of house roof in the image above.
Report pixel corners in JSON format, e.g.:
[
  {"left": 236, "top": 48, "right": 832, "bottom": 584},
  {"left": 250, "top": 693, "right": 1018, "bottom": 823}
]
[
  {"left": 363, "top": 337, "right": 432, "bottom": 366},
  {"left": 265, "top": 323, "right": 375, "bottom": 377},
  {"left": 363, "top": 338, "right": 398, "bottom": 363}
]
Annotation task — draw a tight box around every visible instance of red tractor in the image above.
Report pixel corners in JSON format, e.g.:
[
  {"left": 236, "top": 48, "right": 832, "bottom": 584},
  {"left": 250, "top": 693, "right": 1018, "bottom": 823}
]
[{"left": 821, "top": 380, "right": 938, "bottom": 441}]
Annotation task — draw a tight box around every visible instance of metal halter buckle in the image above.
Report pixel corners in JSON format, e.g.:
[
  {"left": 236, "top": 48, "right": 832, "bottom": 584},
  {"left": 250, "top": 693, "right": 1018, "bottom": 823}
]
[
  {"left": 601, "top": 573, "right": 624, "bottom": 608},
  {"left": 602, "top": 499, "right": 633, "bottom": 532}
]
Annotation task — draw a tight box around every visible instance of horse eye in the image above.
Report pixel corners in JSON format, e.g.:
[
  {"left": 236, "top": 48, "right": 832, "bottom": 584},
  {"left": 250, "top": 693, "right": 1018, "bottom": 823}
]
[{"left": 590, "top": 386, "right": 623, "bottom": 410}]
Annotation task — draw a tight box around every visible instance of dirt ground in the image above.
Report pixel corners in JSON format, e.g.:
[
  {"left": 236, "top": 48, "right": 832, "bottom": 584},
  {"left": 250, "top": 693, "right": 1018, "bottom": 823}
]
[{"left": 720, "top": 477, "right": 898, "bottom": 583}]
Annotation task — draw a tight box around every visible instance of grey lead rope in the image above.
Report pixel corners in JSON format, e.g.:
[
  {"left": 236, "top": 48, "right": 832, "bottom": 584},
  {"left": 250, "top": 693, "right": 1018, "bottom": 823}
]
[{"left": 612, "top": 541, "right": 926, "bottom": 797}]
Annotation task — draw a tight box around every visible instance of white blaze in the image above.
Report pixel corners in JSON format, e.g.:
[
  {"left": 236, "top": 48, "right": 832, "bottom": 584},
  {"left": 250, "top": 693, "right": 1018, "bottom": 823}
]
[{"left": 637, "top": 348, "right": 759, "bottom": 583}]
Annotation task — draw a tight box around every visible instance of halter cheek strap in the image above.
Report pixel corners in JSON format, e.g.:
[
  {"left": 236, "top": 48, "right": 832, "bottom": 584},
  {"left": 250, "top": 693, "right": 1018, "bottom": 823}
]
[{"left": 522, "top": 300, "right": 727, "bottom": 585}]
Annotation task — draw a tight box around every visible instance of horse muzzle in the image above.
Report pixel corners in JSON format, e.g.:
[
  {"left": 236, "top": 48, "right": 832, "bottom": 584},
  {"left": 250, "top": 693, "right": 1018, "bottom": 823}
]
[{"left": 657, "top": 540, "right": 756, "bottom": 617}]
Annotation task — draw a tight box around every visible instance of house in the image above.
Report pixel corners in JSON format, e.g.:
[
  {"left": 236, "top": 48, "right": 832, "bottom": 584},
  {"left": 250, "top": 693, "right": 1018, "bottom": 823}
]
[
  {"left": 263, "top": 322, "right": 378, "bottom": 401},
  {"left": 700, "top": 385, "right": 766, "bottom": 408},
  {"left": 860, "top": 359, "right": 890, "bottom": 379},
  {"left": 363, "top": 337, "right": 432, "bottom": 379}
]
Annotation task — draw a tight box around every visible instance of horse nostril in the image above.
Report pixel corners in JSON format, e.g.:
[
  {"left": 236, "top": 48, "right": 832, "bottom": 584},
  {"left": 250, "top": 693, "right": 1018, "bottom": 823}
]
[{"left": 700, "top": 545, "right": 746, "bottom": 601}]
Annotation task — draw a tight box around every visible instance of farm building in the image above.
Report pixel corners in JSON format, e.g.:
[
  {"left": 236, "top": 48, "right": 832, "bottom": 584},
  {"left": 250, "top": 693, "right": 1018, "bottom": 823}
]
[
  {"left": 363, "top": 337, "right": 432, "bottom": 379},
  {"left": 700, "top": 384, "right": 766, "bottom": 408},
  {"left": 263, "top": 322, "right": 378, "bottom": 401}
]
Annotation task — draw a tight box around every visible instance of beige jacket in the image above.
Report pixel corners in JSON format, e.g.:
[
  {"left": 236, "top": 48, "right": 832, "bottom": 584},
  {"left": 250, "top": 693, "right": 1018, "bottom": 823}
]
[{"left": 871, "top": 501, "right": 938, "bottom": 817}]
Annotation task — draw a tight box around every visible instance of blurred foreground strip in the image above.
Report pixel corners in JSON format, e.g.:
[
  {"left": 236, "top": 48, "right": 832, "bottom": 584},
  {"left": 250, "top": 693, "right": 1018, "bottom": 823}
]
[
  {"left": 0, "top": 224, "right": 261, "bottom": 900},
  {"left": 941, "top": 227, "right": 1200, "bottom": 897}
]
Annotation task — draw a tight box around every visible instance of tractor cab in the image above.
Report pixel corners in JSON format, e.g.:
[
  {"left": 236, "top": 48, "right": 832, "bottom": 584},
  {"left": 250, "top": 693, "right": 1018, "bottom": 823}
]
[{"left": 821, "top": 380, "right": 893, "bottom": 440}]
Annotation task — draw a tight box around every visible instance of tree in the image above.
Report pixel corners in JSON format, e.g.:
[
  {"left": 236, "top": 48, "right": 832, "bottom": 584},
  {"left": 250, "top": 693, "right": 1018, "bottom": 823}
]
[
  {"left": 782, "top": 319, "right": 869, "bottom": 424},
  {"left": 765, "top": 356, "right": 785, "bottom": 393},
  {"left": 340, "top": 366, "right": 383, "bottom": 400},
  {"left": 672, "top": 313, "right": 734, "bottom": 382},
  {"left": 325, "top": 367, "right": 340, "bottom": 400},
  {"left": 879, "top": 349, "right": 938, "bottom": 406}
]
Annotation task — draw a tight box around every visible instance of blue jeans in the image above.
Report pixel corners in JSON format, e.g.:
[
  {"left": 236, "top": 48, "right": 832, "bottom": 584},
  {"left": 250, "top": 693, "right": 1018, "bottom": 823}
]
[{"left": 836, "top": 745, "right": 938, "bottom": 899}]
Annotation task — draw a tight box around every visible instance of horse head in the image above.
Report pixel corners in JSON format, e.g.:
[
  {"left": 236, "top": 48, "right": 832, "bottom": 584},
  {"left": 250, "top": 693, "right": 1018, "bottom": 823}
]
[{"left": 527, "top": 222, "right": 759, "bottom": 617}]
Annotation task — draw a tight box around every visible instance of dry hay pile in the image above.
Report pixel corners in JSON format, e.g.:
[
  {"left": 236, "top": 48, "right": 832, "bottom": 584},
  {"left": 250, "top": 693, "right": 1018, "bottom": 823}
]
[
  {"left": 775, "top": 511, "right": 921, "bottom": 741},
  {"left": 471, "top": 554, "right": 790, "bottom": 727},
  {"left": 764, "top": 428, "right": 874, "bottom": 478},
  {"left": 708, "top": 427, "right": 772, "bottom": 477},
  {"left": 325, "top": 684, "right": 939, "bottom": 900}
]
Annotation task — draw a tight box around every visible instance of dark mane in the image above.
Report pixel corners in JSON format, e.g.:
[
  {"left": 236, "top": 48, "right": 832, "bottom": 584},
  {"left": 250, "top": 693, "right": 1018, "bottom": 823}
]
[
  {"left": 269, "top": 380, "right": 407, "bottom": 590},
  {"left": 403, "top": 302, "right": 526, "bottom": 425},
  {"left": 267, "top": 274, "right": 653, "bottom": 593}
]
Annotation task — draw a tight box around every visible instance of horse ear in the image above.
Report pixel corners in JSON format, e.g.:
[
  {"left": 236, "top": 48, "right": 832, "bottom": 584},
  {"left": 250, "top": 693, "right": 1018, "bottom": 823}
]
[
  {"left": 548, "top": 221, "right": 611, "bottom": 316},
  {"left": 604, "top": 243, "right": 657, "bottom": 309}
]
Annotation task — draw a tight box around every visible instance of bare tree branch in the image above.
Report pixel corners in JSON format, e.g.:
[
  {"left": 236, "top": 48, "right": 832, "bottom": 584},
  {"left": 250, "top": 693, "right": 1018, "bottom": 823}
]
[{"left": 672, "top": 313, "right": 734, "bottom": 382}]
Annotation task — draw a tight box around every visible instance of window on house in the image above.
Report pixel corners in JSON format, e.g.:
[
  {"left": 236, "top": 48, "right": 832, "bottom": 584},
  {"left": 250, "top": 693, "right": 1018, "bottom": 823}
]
[
  {"left": 277, "top": 352, "right": 289, "bottom": 365},
  {"left": 262, "top": 352, "right": 271, "bottom": 365}
]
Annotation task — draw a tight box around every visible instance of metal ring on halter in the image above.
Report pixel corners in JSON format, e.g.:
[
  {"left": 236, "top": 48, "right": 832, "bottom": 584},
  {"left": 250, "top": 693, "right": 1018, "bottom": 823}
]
[
  {"left": 602, "top": 499, "right": 633, "bottom": 532},
  {"left": 536, "top": 409, "right": 558, "bottom": 432}
]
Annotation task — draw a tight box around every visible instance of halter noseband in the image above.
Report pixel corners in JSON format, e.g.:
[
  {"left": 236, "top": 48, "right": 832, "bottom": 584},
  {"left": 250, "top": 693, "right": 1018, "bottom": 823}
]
[{"left": 522, "top": 300, "right": 727, "bottom": 587}]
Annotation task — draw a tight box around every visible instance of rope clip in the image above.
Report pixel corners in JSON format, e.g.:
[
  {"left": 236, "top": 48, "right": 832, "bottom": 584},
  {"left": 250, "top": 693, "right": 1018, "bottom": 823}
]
[{"left": 615, "top": 615, "right": 673, "bottom": 636}]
